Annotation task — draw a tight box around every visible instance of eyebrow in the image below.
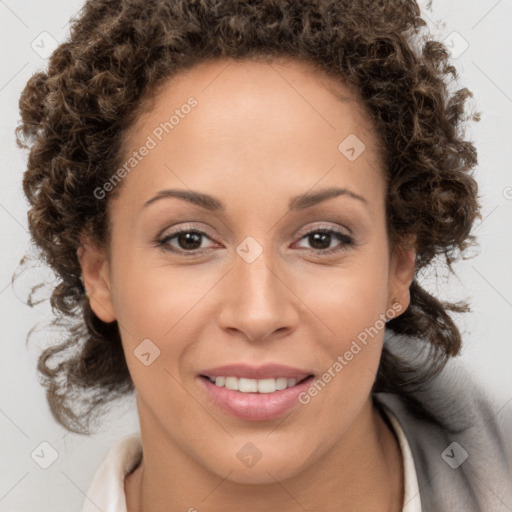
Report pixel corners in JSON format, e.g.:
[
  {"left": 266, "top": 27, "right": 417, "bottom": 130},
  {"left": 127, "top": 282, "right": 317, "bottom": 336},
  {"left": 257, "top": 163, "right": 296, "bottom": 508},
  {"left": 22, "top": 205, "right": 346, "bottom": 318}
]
[
  {"left": 288, "top": 187, "right": 367, "bottom": 210},
  {"left": 143, "top": 186, "right": 367, "bottom": 211}
]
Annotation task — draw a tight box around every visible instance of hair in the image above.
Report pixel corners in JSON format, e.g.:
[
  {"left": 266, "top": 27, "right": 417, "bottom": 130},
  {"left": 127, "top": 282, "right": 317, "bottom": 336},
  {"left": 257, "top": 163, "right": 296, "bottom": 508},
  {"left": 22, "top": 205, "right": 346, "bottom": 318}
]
[{"left": 16, "top": 0, "right": 481, "bottom": 434}]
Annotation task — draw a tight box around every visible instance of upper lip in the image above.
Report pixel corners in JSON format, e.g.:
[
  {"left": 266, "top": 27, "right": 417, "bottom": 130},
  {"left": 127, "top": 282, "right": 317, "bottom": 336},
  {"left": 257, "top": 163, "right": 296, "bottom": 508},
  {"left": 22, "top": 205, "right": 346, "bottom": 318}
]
[{"left": 199, "top": 364, "right": 314, "bottom": 380}]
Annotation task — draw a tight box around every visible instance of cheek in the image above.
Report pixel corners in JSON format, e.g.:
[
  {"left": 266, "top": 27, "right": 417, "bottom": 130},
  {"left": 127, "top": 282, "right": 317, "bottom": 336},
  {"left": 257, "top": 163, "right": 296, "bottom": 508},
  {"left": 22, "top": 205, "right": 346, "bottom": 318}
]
[
  {"left": 108, "top": 255, "right": 218, "bottom": 385},
  {"left": 294, "top": 251, "right": 390, "bottom": 400},
  {"left": 108, "top": 263, "right": 199, "bottom": 421},
  {"left": 110, "top": 251, "right": 199, "bottom": 337},
  {"left": 299, "top": 251, "right": 390, "bottom": 337},
  {"left": 109, "top": 229, "right": 390, "bottom": 377}
]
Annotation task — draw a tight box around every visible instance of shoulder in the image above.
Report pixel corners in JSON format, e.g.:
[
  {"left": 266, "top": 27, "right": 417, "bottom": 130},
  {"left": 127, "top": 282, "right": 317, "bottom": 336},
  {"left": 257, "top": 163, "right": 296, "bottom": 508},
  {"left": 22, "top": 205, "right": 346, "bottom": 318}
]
[{"left": 374, "top": 359, "right": 512, "bottom": 512}]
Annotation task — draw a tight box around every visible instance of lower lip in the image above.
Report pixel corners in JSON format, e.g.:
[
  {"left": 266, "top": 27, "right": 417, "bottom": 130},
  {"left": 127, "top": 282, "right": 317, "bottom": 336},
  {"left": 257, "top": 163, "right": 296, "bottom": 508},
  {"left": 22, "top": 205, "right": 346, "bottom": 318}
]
[{"left": 198, "top": 375, "right": 314, "bottom": 421}]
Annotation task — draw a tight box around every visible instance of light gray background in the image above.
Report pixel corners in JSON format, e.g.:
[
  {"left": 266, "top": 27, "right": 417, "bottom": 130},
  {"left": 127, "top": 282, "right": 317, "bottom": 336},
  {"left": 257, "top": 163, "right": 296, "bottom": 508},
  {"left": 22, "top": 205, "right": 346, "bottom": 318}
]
[{"left": 1, "top": 0, "right": 511, "bottom": 510}]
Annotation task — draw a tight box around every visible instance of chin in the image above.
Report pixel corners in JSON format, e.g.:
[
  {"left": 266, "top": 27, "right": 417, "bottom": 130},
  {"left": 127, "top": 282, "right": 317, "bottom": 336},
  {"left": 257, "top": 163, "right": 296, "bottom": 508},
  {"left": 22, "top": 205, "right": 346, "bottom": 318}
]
[
  {"left": 203, "top": 440, "right": 313, "bottom": 485},
  {"left": 220, "top": 462, "right": 304, "bottom": 486}
]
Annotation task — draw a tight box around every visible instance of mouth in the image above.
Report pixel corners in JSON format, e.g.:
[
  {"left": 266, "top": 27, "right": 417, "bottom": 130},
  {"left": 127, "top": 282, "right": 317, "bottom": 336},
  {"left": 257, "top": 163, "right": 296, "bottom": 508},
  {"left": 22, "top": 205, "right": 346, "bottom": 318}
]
[
  {"left": 197, "top": 364, "right": 315, "bottom": 421},
  {"left": 199, "top": 374, "right": 313, "bottom": 393}
]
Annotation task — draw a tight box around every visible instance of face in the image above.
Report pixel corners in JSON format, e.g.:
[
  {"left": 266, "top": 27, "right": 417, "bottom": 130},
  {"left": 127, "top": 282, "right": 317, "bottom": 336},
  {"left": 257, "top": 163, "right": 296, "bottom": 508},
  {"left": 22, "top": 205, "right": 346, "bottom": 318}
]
[{"left": 80, "top": 57, "right": 415, "bottom": 484}]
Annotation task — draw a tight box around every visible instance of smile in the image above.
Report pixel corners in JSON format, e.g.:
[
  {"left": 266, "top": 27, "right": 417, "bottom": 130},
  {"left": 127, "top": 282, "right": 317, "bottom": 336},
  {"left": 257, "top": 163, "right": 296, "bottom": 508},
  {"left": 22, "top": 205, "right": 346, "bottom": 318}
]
[
  {"left": 198, "top": 372, "right": 315, "bottom": 421},
  {"left": 204, "top": 375, "right": 310, "bottom": 393}
]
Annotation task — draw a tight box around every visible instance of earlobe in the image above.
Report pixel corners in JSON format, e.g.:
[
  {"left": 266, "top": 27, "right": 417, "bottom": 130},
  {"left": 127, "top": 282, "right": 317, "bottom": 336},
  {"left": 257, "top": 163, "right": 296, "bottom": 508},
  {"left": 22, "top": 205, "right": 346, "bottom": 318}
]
[
  {"left": 388, "top": 236, "right": 416, "bottom": 316},
  {"left": 77, "top": 238, "right": 116, "bottom": 323}
]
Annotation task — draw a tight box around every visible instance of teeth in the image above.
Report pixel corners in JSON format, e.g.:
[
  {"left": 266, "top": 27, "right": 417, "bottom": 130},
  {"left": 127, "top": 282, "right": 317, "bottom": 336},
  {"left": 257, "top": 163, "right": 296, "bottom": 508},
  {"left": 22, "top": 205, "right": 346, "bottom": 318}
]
[
  {"left": 225, "top": 376, "right": 238, "bottom": 390},
  {"left": 275, "top": 377, "right": 288, "bottom": 391},
  {"left": 211, "top": 376, "right": 302, "bottom": 393}
]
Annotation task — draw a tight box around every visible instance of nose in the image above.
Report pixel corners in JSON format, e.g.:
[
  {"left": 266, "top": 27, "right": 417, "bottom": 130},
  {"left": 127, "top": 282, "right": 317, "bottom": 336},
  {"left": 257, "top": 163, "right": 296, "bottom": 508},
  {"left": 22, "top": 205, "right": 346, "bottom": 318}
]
[{"left": 218, "top": 243, "right": 300, "bottom": 343}]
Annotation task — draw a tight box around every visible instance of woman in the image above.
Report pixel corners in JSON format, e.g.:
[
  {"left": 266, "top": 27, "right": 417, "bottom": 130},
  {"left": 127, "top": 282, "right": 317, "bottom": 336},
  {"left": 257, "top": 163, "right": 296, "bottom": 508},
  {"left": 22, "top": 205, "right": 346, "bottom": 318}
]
[{"left": 16, "top": 0, "right": 511, "bottom": 510}]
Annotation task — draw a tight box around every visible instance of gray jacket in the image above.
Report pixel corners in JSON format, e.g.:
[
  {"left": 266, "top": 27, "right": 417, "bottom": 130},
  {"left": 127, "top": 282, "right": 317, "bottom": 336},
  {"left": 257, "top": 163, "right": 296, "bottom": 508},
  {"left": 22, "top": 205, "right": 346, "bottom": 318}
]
[{"left": 374, "top": 359, "right": 512, "bottom": 511}]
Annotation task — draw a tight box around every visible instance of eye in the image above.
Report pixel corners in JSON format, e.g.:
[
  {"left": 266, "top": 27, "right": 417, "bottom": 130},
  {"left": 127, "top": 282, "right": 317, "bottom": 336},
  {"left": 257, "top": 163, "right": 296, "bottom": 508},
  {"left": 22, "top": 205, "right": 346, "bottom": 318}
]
[
  {"left": 155, "top": 225, "right": 355, "bottom": 255},
  {"left": 294, "top": 227, "right": 354, "bottom": 254},
  {"left": 156, "top": 228, "right": 217, "bottom": 253}
]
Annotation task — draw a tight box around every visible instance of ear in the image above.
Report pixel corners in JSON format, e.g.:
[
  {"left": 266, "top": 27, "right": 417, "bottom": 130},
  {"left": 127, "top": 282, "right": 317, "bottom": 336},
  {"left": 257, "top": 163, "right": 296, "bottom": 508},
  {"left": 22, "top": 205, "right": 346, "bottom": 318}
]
[
  {"left": 76, "top": 237, "right": 116, "bottom": 323},
  {"left": 388, "top": 235, "right": 416, "bottom": 317}
]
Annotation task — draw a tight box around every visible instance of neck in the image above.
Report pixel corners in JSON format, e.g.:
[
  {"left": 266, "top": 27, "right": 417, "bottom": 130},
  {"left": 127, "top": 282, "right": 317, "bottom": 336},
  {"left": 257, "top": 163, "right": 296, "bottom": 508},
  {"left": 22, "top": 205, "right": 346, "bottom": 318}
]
[{"left": 125, "top": 398, "right": 403, "bottom": 512}]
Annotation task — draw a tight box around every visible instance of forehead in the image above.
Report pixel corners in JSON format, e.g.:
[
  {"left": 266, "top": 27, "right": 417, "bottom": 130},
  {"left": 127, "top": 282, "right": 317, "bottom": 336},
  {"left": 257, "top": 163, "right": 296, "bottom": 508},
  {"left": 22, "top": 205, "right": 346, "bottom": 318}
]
[
  {"left": 128, "top": 56, "right": 375, "bottom": 143},
  {"left": 114, "top": 57, "right": 385, "bottom": 211}
]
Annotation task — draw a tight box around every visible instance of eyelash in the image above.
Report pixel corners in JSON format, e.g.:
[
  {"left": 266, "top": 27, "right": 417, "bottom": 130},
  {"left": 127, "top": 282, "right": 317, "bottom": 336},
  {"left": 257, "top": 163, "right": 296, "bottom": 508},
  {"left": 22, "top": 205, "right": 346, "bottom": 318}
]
[{"left": 155, "top": 225, "right": 355, "bottom": 256}]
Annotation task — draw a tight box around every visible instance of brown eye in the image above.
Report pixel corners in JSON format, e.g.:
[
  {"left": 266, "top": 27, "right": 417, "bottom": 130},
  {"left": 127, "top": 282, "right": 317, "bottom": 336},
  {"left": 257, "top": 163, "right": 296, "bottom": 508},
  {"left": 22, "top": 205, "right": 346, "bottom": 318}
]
[
  {"left": 307, "top": 232, "right": 334, "bottom": 250},
  {"left": 295, "top": 228, "right": 354, "bottom": 254},
  {"left": 157, "top": 229, "right": 216, "bottom": 253},
  {"left": 174, "top": 231, "right": 204, "bottom": 250}
]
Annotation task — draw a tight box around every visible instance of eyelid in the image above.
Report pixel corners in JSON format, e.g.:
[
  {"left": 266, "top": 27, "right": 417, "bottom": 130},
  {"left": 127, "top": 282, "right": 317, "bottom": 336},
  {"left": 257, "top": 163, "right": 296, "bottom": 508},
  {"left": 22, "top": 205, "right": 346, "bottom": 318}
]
[
  {"left": 159, "top": 223, "right": 214, "bottom": 239},
  {"left": 295, "top": 222, "right": 351, "bottom": 239}
]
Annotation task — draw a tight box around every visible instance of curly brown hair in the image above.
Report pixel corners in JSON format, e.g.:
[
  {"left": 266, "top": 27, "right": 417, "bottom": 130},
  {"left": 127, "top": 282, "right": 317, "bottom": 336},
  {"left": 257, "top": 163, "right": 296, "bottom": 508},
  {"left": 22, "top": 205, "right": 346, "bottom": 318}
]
[{"left": 16, "top": 0, "right": 481, "bottom": 435}]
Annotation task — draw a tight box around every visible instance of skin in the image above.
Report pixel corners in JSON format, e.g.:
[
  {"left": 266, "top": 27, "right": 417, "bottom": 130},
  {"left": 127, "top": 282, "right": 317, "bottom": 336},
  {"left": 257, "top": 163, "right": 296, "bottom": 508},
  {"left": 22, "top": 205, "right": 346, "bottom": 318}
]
[{"left": 79, "top": 57, "right": 416, "bottom": 512}]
